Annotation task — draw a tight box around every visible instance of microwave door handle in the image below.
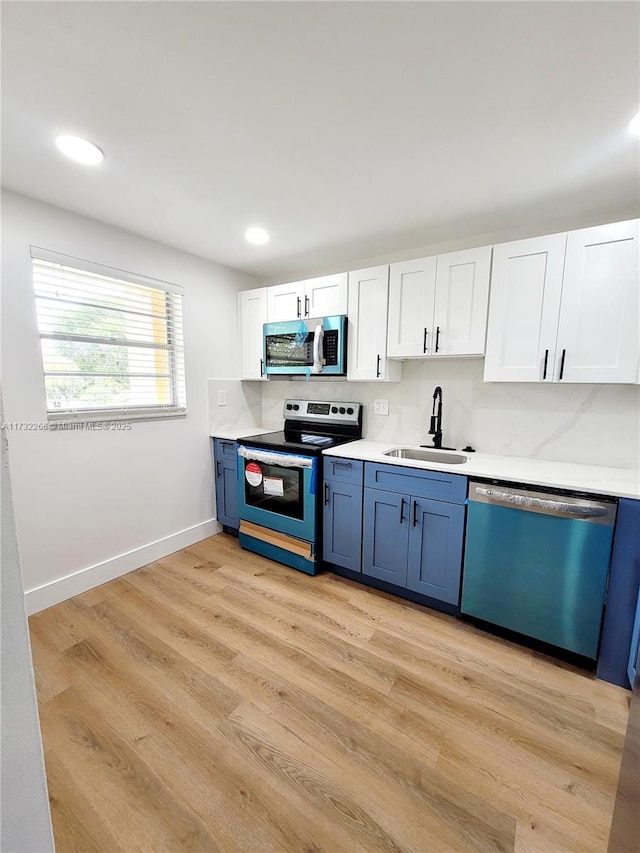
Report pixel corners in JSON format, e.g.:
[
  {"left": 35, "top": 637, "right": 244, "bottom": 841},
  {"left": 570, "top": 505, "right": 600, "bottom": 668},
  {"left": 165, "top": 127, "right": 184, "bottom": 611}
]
[{"left": 312, "top": 324, "right": 324, "bottom": 374}]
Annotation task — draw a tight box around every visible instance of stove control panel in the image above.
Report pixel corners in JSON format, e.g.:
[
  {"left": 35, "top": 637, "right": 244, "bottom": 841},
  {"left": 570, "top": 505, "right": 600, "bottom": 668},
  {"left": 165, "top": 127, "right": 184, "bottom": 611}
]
[{"left": 283, "top": 399, "right": 361, "bottom": 425}]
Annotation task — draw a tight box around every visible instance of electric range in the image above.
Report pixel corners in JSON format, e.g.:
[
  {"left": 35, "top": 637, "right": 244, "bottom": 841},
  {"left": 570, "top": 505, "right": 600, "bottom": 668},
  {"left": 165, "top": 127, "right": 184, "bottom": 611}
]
[{"left": 237, "top": 399, "right": 363, "bottom": 574}]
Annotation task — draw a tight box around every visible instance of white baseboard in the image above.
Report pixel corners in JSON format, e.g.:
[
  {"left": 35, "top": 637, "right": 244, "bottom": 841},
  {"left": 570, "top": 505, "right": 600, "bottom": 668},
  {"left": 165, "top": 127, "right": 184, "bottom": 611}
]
[{"left": 25, "top": 518, "right": 222, "bottom": 615}]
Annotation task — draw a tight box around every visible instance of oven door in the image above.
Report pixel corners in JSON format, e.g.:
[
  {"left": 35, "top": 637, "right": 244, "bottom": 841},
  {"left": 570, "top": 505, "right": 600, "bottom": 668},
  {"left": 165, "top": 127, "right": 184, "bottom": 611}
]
[{"left": 237, "top": 446, "right": 317, "bottom": 542}]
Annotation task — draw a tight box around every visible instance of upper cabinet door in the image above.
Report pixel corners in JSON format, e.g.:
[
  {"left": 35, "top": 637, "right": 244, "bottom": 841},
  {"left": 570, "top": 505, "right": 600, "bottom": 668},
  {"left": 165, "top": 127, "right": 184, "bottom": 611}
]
[
  {"left": 387, "top": 257, "right": 437, "bottom": 357},
  {"left": 347, "top": 266, "right": 401, "bottom": 382},
  {"left": 305, "top": 272, "right": 348, "bottom": 318},
  {"left": 555, "top": 221, "right": 639, "bottom": 384},
  {"left": 267, "top": 281, "right": 305, "bottom": 322},
  {"left": 433, "top": 246, "right": 492, "bottom": 356},
  {"left": 238, "top": 288, "right": 268, "bottom": 380},
  {"left": 484, "top": 234, "right": 566, "bottom": 382}
]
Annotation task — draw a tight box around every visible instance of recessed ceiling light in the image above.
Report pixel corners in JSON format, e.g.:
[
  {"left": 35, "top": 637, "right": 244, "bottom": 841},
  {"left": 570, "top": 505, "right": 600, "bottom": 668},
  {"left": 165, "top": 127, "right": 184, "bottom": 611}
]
[
  {"left": 244, "top": 227, "right": 270, "bottom": 245},
  {"left": 629, "top": 113, "right": 640, "bottom": 137},
  {"left": 55, "top": 135, "right": 104, "bottom": 166}
]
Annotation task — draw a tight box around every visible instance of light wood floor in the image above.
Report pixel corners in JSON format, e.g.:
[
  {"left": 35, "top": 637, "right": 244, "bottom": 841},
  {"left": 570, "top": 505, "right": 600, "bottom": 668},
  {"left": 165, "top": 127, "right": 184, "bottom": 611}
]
[{"left": 29, "top": 534, "right": 630, "bottom": 853}]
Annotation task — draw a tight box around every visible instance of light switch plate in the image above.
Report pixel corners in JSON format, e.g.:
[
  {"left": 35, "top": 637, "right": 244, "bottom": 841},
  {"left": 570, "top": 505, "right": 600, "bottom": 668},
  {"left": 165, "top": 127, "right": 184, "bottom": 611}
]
[
  {"left": 374, "top": 398, "right": 389, "bottom": 416},
  {"left": 217, "top": 390, "right": 227, "bottom": 406}
]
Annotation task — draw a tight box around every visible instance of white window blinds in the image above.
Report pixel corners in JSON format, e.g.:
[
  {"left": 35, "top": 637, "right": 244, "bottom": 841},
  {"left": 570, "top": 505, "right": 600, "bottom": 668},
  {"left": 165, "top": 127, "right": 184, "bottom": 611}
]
[{"left": 32, "top": 249, "right": 186, "bottom": 423}]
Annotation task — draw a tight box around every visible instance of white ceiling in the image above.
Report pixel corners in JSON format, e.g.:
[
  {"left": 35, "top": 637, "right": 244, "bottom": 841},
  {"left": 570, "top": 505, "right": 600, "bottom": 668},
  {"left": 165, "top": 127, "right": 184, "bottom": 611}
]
[{"left": 2, "top": 1, "right": 639, "bottom": 279}]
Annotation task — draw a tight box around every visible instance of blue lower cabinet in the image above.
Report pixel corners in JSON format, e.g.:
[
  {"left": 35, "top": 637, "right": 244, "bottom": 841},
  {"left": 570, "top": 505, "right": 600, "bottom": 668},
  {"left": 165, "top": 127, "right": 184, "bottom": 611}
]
[
  {"left": 362, "top": 463, "right": 467, "bottom": 606},
  {"left": 322, "top": 457, "right": 364, "bottom": 572},
  {"left": 597, "top": 497, "right": 640, "bottom": 688},
  {"left": 362, "top": 488, "right": 410, "bottom": 585},
  {"left": 213, "top": 438, "right": 239, "bottom": 530},
  {"left": 323, "top": 480, "right": 363, "bottom": 572},
  {"left": 407, "top": 498, "right": 465, "bottom": 604}
]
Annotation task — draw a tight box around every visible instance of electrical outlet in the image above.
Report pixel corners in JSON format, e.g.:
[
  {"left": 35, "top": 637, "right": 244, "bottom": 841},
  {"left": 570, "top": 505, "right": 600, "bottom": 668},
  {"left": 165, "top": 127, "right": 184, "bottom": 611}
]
[
  {"left": 373, "top": 398, "right": 389, "bottom": 416},
  {"left": 217, "top": 390, "right": 227, "bottom": 406}
]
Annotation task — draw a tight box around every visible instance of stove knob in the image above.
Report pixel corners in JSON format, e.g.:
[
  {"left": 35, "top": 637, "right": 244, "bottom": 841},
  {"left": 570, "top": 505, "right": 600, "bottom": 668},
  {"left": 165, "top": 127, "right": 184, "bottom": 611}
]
[
  {"left": 331, "top": 406, "right": 338, "bottom": 413},
  {"left": 293, "top": 404, "right": 300, "bottom": 411},
  {"left": 339, "top": 406, "right": 346, "bottom": 414},
  {"left": 286, "top": 403, "right": 293, "bottom": 410},
  {"left": 347, "top": 407, "right": 354, "bottom": 415}
]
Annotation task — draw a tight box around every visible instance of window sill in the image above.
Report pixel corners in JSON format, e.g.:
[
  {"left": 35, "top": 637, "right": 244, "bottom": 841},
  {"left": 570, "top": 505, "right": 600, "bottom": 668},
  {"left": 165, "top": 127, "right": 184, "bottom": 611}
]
[{"left": 47, "top": 409, "right": 187, "bottom": 429}]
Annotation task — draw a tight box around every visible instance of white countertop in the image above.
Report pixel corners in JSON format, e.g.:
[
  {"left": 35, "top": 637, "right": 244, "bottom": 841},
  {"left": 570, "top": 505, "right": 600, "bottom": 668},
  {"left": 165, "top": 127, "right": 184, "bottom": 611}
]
[
  {"left": 324, "top": 440, "right": 640, "bottom": 500},
  {"left": 210, "top": 427, "right": 271, "bottom": 441}
]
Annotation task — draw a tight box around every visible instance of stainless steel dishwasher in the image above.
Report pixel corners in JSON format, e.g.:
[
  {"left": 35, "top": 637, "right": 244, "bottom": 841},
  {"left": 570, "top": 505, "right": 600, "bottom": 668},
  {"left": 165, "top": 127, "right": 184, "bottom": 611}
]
[{"left": 461, "top": 481, "right": 617, "bottom": 660}]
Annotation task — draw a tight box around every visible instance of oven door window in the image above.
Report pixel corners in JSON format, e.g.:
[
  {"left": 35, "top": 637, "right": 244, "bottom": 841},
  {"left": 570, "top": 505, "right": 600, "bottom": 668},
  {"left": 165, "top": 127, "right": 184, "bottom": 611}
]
[{"left": 243, "top": 459, "right": 304, "bottom": 520}]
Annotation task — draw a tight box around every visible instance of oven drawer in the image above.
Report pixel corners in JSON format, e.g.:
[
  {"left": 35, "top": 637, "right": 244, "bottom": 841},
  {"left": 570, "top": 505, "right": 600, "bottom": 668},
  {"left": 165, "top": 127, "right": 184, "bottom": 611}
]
[{"left": 324, "top": 457, "right": 363, "bottom": 486}]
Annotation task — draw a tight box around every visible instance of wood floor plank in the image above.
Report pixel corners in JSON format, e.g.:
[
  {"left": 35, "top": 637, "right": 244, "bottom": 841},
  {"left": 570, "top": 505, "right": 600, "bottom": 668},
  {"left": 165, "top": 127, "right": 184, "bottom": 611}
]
[
  {"left": 224, "top": 658, "right": 516, "bottom": 852},
  {"left": 29, "top": 533, "right": 628, "bottom": 853},
  {"left": 40, "top": 687, "right": 221, "bottom": 852},
  {"left": 111, "top": 574, "right": 445, "bottom": 770},
  {"left": 44, "top": 748, "right": 122, "bottom": 853},
  {"left": 57, "top": 638, "right": 330, "bottom": 852}
]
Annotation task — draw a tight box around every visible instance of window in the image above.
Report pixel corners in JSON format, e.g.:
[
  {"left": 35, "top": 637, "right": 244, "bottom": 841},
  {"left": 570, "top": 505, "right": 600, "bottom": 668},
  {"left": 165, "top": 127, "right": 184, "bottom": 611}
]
[{"left": 32, "top": 248, "right": 186, "bottom": 423}]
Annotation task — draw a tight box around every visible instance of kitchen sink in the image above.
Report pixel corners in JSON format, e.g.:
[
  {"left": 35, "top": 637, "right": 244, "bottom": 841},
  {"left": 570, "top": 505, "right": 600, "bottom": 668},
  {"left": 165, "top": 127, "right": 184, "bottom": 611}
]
[{"left": 384, "top": 448, "right": 468, "bottom": 465}]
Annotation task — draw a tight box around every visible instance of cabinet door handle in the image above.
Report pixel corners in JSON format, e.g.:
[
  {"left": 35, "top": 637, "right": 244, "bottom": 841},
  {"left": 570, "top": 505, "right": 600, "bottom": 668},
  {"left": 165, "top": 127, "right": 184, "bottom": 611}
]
[
  {"left": 423, "top": 328, "right": 428, "bottom": 353},
  {"left": 412, "top": 499, "right": 418, "bottom": 527},
  {"left": 215, "top": 460, "right": 221, "bottom": 478},
  {"left": 376, "top": 354, "right": 381, "bottom": 378},
  {"left": 559, "top": 348, "right": 566, "bottom": 380},
  {"left": 542, "top": 349, "right": 549, "bottom": 380},
  {"left": 435, "top": 326, "right": 441, "bottom": 353},
  {"left": 297, "top": 296, "right": 302, "bottom": 318},
  {"left": 399, "top": 497, "right": 405, "bottom": 524},
  {"left": 304, "top": 295, "right": 309, "bottom": 317},
  {"left": 324, "top": 483, "right": 330, "bottom": 505},
  {"left": 260, "top": 358, "right": 264, "bottom": 376}
]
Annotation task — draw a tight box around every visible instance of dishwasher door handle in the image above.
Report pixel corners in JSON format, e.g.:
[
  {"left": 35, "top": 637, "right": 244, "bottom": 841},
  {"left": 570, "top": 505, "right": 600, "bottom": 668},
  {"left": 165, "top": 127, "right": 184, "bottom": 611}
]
[{"left": 473, "top": 486, "right": 609, "bottom": 518}]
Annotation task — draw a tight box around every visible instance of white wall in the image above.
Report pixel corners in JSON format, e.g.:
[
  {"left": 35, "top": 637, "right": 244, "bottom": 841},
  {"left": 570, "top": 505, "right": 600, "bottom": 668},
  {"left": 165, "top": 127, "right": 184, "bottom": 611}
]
[
  {"left": 1, "top": 392, "right": 54, "bottom": 852},
  {"left": 1, "top": 191, "right": 255, "bottom": 612}
]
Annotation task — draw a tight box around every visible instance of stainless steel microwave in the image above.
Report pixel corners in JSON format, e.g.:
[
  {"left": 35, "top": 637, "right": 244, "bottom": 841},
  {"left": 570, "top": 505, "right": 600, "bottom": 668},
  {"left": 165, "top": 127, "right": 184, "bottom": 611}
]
[{"left": 263, "top": 315, "right": 347, "bottom": 376}]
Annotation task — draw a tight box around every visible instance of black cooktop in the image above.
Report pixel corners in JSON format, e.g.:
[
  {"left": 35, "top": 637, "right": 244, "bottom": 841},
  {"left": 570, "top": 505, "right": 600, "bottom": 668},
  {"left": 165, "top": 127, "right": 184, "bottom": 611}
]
[
  {"left": 239, "top": 398, "right": 363, "bottom": 457},
  {"left": 240, "top": 429, "right": 352, "bottom": 457}
]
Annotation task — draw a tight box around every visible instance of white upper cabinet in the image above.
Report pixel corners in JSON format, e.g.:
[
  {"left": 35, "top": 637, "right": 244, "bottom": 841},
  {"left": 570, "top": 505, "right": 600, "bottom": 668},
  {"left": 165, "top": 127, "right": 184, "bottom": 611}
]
[
  {"left": 267, "top": 273, "right": 347, "bottom": 322},
  {"left": 555, "top": 221, "right": 639, "bottom": 383},
  {"left": 484, "top": 234, "right": 566, "bottom": 382},
  {"left": 433, "top": 246, "right": 492, "bottom": 356},
  {"left": 387, "top": 257, "right": 437, "bottom": 357},
  {"left": 306, "top": 273, "right": 348, "bottom": 318},
  {"left": 485, "top": 220, "right": 639, "bottom": 383},
  {"left": 238, "top": 287, "right": 268, "bottom": 381},
  {"left": 387, "top": 246, "right": 492, "bottom": 358},
  {"left": 347, "top": 266, "right": 401, "bottom": 382},
  {"left": 267, "top": 281, "right": 305, "bottom": 323}
]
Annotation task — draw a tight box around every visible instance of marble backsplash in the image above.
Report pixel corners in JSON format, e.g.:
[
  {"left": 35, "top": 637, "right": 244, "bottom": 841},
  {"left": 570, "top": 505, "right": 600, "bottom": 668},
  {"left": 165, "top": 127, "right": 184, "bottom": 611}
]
[
  {"left": 259, "top": 359, "right": 640, "bottom": 470},
  {"left": 207, "top": 379, "right": 262, "bottom": 435}
]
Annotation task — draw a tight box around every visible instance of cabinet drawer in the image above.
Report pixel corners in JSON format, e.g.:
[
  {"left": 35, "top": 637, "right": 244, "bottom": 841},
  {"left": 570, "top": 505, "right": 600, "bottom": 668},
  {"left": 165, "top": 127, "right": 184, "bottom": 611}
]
[
  {"left": 324, "top": 457, "right": 364, "bottom": 486},
  {"left": 213, "top": 438, "right": 238, "bottom": 461},
  {"left": 365, "top": 462, "right": 467, "bottom": 504}
]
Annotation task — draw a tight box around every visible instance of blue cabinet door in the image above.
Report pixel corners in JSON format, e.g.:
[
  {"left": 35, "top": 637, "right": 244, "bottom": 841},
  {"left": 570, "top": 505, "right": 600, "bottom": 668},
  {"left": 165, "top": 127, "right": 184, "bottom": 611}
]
[
  {"left": 323, "top": 480, "right": 363, "bottom": 572},
  {"left": 628, "top": 589, "right": 640, "bottom": 688},
  {"left": 406, "top": 498, "right": 465, "bottom": 604},
  {"left": 362, "top": 488, "right": 410, "bottom": 585},
  {"left": 213, "top": 439, "right": 239, "bottom": 529}
]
